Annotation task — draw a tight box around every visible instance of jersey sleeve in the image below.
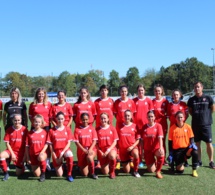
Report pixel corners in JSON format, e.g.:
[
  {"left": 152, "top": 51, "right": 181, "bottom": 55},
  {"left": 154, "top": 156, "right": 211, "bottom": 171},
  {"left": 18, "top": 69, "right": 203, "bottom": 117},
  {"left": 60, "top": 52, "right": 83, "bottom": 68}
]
[
  {"left": 47, "top": 131, "right": 52, "bottom": 144},
  {"left": 113, "top": 100, "right": 118, "bottom": 114},
  {"left": 0, "top": 100, "right": 2, "bottom": 111},
  {"left": 26, "top": 133, "right": 30, "bottom": 147},
  {"left": 4, "top": 131, "right": 10, "bottom": 142},
  {"left": 28, "top": 102, "right": 34, "bottom": 117},
  {"left": 157, "top": 124, "right": 163, "bottom": 138},
  {"left": 131, "top": 99, "right": 136, "bottom": 113},
  {"left": 187, "top": 124, "right": 194, "bottom": 138},
  {"left": 168, "top": 126, "right": 173, "bottom": 141},
  {"left": 148, "top": 98, "right": 154, "bottom": 111},
  {"left": 72, "top": 103, "right": 77, "bottom": 117},
  {"left": 67, "top": 127, "right": 74, "bottom": 142},
  {"left": 92, "top": 128, "right": 98, "bottom": 140},
  {"left": 167, "top": 103, "right": 171, "bottom": 118},
  {"left": 112, "top": 126, "right": 119, "bottom": 140},
  {"left": 73, "top": 128, "right": 79, "bottom": 142},
  {"left": 67, "top": 103, "right": 73, "bottom": 117},
  {"left": 208, "top": 96, "right": 214, "bottom": 107},
  {"left": 91, "top": 101, "right": 97, "bottom": 116}
]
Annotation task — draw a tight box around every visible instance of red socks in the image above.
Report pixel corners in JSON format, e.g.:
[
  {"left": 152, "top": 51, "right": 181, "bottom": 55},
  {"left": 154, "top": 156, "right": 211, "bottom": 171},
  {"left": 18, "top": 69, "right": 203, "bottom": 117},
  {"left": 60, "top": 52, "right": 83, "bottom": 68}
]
[
  {"left": 66, "top": 157, "right": 73, "bottom": 176},
  {"left": 156, "top": 156, "right": 164, "bottom": 172},
  {"left": 0, "top": 159, "right": 7, "bottom": 172}
]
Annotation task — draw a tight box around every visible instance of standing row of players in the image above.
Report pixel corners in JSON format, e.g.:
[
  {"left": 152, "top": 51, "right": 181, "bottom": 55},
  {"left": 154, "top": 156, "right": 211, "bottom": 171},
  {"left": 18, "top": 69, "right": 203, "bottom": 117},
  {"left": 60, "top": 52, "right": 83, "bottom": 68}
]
[{"left": 0, "top": 82, "right": 214, "bottom": 181}]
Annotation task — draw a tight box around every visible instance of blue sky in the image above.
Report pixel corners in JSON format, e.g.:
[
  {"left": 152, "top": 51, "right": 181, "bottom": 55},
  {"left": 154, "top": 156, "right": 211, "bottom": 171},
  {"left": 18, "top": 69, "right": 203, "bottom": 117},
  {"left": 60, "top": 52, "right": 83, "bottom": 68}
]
[{"left": 0, "top": 0, "right": 215, "bottom": 78}]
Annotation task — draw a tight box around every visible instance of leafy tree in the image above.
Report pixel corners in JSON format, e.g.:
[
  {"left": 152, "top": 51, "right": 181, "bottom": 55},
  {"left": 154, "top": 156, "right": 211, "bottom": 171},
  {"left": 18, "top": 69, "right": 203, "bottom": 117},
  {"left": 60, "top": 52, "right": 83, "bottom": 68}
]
[
  {"left": 108, "top": 70, "right": 121, "bottom": 96},
  {"left": 124, "top": 67, "right": 141, "bottom": 95}
]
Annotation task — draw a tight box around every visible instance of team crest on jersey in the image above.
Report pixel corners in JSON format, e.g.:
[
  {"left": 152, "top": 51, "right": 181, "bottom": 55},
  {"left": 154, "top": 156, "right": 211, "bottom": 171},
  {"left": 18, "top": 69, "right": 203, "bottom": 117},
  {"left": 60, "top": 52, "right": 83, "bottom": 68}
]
[
  {"left": 110, "top": 131, "right": 112, "bottom": 134},
  {"left": 109, "top": 102, "right": 112, "bottom": 105},
  {"left": 180, "top": 106, "right": 182, "bottom": 110},
  {"left": 21, "top": 132, "right": 24, "bottom": 135},
  {"left": 45, "top": 106, "right": 48, "bottom": 109},
  {"left": 31, "top": 135, "right": 34, "bottom": 138},
  {"left": 128, "top": 104, "right": 131, "bottom": 107},
  {"left": 154, "top": 128, "right": 157, "bottom": 132},
  {"left": 162, "top": 103, "right": 165, "bottom": 106},
  {"left": 203, "top": 98, "right": 206, "bottom": 102},
  {"left": 41, "top": 135, "right": 44, "bottom": 138},
  {"left": 65, "top": 132, "right": 67, "bottom": 135},
  {"left": 145, "top": 102, "right": 147, "bottom": 105},
  {"left": 184, "top": 129, "right": 188, "bottom": 132},
  {"left": 88, "top": 105, "right": 91, "bottom": 108},
  {"left": 89, "top": 129, "right": 92, "bottom": 132},
  {"left": 131, "top": 128, "right": 135, "bottom": 131}
]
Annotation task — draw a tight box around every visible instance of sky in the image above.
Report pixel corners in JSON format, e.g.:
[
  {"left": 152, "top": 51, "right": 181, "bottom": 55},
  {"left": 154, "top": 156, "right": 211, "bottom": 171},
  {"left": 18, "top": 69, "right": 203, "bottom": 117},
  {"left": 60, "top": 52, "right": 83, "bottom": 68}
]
[{"left": 0, "top": 0, "right": 215, "bottom": 79}]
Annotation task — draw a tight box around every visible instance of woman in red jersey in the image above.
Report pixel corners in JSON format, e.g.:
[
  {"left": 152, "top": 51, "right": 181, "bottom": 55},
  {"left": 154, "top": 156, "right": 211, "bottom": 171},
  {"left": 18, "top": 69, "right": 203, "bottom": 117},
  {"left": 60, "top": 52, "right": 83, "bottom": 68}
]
[
  {"left": 74, "top": 113, "right": 98, "bottom": 179},
  {"left": 51, "top": 90, "right": 73, "bottom": 128},
  {"left": 73, "top": 87, "right": 96, "bottom": 127},
  {"left": 94, "top": 85, "right": 114, "bottom": 128},
  {"left": 167, "top": 89, "right": 188, "bottom": 127},
  {"left": 29, "top": 87, "right": 52, "bottom": 170},
  {"left": 0, "top": 114, "right": 28, "bottom": 181},
  {"left": 133, "top": 84, "right": 153, "bottom": 168},
  {"left": 114, "top": 85, "right": 136, "bottom": 132},
  {"left": 29, "top": 87, "right": 52, "bottom": 131},
  {"left": 114, "top": 85, "right": 136, "bottom": 169},
  {"left": 142, "top": 110, "right": 164, "bottom": 179},
  {"left": 47, "top": 111, "right": 74, "bottom": 182},
  {"left": 97, "top": 113, "right": 119, "bottom": 179},
  {"left": 152, "top": 84, "right": 169, "bottom": 165},
  {"left": 94, "top": 85, "right": 114, "bottom": 168},
  {"left": 26, "top": 115, "right": 48, "bottom": 182},
  {"left": 118, "top": 110, "right": 141, "bottom": 177}
]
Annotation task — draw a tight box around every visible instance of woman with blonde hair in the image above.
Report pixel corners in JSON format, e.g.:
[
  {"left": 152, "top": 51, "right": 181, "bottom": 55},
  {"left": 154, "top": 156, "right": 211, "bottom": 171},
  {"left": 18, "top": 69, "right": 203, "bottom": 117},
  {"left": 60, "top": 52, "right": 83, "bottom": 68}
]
[{"left": 29, "top": 87, "right": 52, "bottom": 170}]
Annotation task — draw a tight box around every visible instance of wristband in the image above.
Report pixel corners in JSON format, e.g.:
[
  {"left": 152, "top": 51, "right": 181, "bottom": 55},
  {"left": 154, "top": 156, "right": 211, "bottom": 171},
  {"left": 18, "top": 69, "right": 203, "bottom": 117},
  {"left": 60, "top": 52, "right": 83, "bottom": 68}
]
[{"left": 60, "top": 151, "right": 64, "bottom": 157}]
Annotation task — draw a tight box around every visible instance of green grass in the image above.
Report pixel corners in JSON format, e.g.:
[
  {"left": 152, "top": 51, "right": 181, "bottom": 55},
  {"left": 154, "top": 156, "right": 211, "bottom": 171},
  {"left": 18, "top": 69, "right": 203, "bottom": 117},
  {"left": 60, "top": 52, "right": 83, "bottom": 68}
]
[{"left": 1, "top": 104, "right": 215, "bottom": 195}]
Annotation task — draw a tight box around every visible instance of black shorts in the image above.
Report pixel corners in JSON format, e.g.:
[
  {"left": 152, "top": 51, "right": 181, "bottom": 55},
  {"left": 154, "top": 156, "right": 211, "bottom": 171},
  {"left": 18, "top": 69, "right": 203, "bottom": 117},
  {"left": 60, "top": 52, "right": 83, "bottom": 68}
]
[
  {"left": 173, "top": 148, "right": 190, "bottom": 166},
  {"left": 192, "top": 124, "right": 212, "bottom": 143}
]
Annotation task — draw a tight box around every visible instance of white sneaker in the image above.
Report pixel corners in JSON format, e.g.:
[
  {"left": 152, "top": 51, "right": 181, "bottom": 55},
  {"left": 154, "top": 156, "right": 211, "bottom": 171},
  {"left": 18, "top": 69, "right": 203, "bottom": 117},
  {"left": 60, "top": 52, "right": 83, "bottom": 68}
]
[{"left": 133, "top": 172, "right": 141, "bottom": 178}]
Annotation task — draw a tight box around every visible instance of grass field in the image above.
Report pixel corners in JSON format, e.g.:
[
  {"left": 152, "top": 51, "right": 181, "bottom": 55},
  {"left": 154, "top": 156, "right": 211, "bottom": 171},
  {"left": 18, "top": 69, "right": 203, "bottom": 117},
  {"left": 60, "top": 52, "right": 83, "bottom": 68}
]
[{"left": 0, "top": 103, "right": 215, "bottom": 195}]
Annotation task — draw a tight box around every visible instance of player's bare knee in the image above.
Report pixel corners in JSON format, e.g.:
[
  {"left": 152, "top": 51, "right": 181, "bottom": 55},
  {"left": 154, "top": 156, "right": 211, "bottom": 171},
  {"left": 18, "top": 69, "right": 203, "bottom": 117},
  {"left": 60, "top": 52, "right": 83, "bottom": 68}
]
[{"left": 64, "top": 150, "right": 73, "bottom": 158}]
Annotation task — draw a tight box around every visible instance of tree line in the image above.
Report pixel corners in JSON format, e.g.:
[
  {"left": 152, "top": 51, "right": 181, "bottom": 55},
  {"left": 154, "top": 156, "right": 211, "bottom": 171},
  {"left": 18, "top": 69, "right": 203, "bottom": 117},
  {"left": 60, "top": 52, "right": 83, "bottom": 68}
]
[{"left": 0, "top": 57, "right": 212, "bottom": 97}]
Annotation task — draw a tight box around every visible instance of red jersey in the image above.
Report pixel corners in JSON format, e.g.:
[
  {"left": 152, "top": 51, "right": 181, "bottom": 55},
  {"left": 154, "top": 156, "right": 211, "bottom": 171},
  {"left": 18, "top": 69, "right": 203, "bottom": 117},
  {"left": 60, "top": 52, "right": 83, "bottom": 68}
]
[
  {"left": 74, "top": 125, "right": 98, "bottom": 148},
  {"left": 29, "top": 102, "right": 52, "bottom": 126},
  {"left": 0, "top": 100, "right": 2, "bottom": 111},
  {"left": 133, "top": 97, "right": 154, "bottom": 130},
  {"left": 167, "top": 101, "right": 188, "bottom": 126},
  {"left": 142, "top": 123, "right": 163, "bottom": 151},
  {"left": 94, "top": 97, "right": 114, "bottom": 128},
  {"left": 118, "top": 123, "right": 140, "bottom": 149},
  {"left": 114, "top": 98, "right": 136, "bottom": 125},
  {"left": 152, "top": 98, "right": 168, "bottom": 123},
  {"left": 96, "top": 125, "right": 119, "bottom": 150},
  {"left": 47, "top": 126, "right": 73, "bottom": 150},
  {"left": 73, "top": 101, "right": 96, "bottom": 126},
  {"left": 4, "top": 125, "right": 28, "bottom": 153},
  {"left": 51, "top": 102, "right": 73, "bottom": 126},
  {"left": 26, "top": 129, "right": 48, "bottom": 155}
]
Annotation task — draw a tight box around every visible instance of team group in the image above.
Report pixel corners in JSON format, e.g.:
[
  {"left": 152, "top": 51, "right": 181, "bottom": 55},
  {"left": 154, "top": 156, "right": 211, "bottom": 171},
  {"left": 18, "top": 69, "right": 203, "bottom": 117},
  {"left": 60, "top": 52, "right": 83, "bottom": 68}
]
[{"left": 0, "top": 81, "right": 214, "bottom": 182}]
